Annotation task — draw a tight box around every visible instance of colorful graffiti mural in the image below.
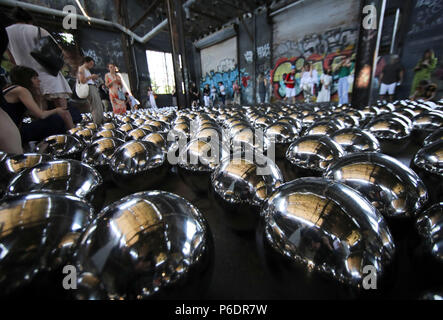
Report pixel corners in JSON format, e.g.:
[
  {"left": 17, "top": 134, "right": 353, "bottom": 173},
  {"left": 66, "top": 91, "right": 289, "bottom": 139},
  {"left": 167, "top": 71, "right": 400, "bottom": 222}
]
[
  {"left": 200, "top": 67, "right": 250, "bottom": 99},
  {"left": 270, "top": 50, "right": 356, "bottom": 101}
]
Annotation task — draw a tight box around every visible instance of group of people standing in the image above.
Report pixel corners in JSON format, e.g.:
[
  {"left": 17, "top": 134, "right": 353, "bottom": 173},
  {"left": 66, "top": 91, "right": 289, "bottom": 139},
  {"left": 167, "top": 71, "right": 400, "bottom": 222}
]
[
  {"left": 283, "top": 59, "right": 352, "bottom": 105},
  {"left": 191, "top": 81, "right": 230, "bottom": 107}
]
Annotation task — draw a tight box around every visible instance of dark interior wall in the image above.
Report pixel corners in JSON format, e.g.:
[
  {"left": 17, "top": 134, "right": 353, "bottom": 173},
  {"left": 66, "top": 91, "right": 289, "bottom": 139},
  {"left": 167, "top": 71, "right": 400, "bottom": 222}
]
[
  {"left": 396, "top": 0, "right": 443, "bottom": 100},
  {"left": 238, "top": 16, "right": 255, "bottom": 104},
  {"left": 78, "top": 28, "right": 125, "bottom": 76},
  {"left": 237, "top": 10, "right": 272, "bottom": 105}
]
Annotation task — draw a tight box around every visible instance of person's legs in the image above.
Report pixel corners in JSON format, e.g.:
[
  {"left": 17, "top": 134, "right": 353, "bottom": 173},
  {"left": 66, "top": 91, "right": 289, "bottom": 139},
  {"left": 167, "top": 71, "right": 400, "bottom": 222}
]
[
  {"left": 67, "top": 104, "right": 82, "bottom": 124},
  {"left": 379, "top": 82, "right": 388, "bottom": 101},
  {"left": 20, "top": 114, "right": 66, "bottom": 144},
  {"left": 342, "top": 77, "right": 349, "bottom": 104},
  {"left": 387, "top": 83, "right": 396, "bottom": 102},
  {"left": 339, "top": 77, "right": 349, "bottom": 104},
  {"left": 337, "top": 78, "right": 344, "bottom": 104},
  {"left": 88, "top": 85, "right": 104, "bottom": 125}
]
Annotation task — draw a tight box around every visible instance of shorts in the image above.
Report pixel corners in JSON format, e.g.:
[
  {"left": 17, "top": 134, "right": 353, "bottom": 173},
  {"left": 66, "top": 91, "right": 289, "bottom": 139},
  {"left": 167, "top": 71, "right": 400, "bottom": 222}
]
[
  {"left": 285, "top": 87, "right": 296, "bottom": 98},
  {"left": 380, "top": 82, "right": 397, "bottom": 95}
]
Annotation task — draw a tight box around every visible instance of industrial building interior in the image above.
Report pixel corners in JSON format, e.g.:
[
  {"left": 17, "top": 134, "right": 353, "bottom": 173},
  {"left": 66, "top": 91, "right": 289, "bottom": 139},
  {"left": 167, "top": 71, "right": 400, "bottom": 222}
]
[{"left": 0, "top": 0, "right": 442, "bottom": 301}]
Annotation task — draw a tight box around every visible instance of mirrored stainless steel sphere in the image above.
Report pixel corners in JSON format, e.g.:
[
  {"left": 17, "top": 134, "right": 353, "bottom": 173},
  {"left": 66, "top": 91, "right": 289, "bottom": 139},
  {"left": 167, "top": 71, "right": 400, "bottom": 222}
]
[
  {"left": 416, "top": 203, "right": 443, "bottom": 263},
  {"left": 265, "top": 122, "right": 299, "bottom": 144},
  {"left": 7, "top": 159, "right": 104, "bottom": 208},
  {"left": 304, "top": 119, "right": 343, "bottom": 136},
  {"left": 331, "top": 128, "right": 381, "bottom": 153},
  {"left": 93, "top": 129, "right": 125, "bottom": 141},
  {"left": 0, "top": 153, "right": 53, "bottom": 194},
  {"left": 413, "top": 140, "right": 443, "bottom": 176},
  {"left": 81, "top": 138, "right": 125, "bottom": 168},
  {"left": 40, "top": 134, "right": 85, "bottom": 160},
  {"left": 0, "top": 151, "right": 7, "bottom": 163},
  {"left": 286, "top": 135, "right": 345, "bottom": 172},
  {"left": 324, "top": 152, "right": 428, "bottom": 218},
  {"left": 109, "top": 140, "right": 167, "bottom": 191},
  {"left": 417, "top": 202, "right": 443, "bottom": 239},
  {"left": 73, "top": 191, "right": 212, "bottom": 299},
  {"left": 142, "top": 132, "right": 168, "bottom": 154},
  {"left": 424, "top": 128, "right": 443, "bottom": 146},
  {"left": 211, "top": 154, "right": 284, "bottom": 208},
  {"left": 262, "top": 177, "right": 395, "bottom": 287},
  {"left": 0, "top": 192, "right": 94, "bottom": 294},
  {"left": 364, "top": 115, "right": 411, "bottom": 140}
]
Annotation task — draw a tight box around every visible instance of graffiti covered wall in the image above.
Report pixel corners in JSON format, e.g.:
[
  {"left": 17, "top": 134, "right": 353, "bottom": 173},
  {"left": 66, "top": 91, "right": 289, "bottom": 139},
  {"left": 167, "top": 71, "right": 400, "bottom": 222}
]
[
  {"left": 271, "top": 0, "right": 360, "bottom": 101},
  {"left": 200, "top": 36, "right": 243, "bottom": 98}
]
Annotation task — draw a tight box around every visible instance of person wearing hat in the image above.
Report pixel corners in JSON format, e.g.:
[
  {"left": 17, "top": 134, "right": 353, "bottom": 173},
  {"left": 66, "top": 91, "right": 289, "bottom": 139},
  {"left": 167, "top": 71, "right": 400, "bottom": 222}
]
[
  {"left": 284, "top": 65, "right": 297, "bottom": 103},
  {"left": 379, "top": 54, "right": 404, "bottom": 102}
]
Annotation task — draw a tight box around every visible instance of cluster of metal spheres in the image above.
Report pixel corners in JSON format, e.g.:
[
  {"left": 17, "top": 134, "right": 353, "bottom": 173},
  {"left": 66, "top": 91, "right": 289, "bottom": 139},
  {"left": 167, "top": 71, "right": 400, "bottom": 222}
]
[{"left": 0, "top": 98, "right": 442, "bottom": 299}]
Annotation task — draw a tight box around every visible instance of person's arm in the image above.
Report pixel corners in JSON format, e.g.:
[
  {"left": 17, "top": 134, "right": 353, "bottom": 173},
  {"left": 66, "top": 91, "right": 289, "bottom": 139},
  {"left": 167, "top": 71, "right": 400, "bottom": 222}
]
[
  {"left": 78, "top": 67, "right": 88, "bottom": 84},
  {"left": 6, "top": 49, "right": 16, "bottom": 65},
  {"left": 429, "top": 53, "right": 438, "bottom": 71},
  {"left": 14, "top": 87, "right": 68, "bottom": 120},
  {"left": 410, "top": 89, "right": 418, "bottom": 100},
  {"left": 398, "top": 70, "right": 404, "bottom": 84}
]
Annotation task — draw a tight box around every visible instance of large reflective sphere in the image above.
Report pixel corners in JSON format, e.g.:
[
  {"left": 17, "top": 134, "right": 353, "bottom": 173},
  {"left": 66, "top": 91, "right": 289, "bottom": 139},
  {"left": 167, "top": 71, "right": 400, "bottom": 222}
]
[
  {"left": 413, "top": 140, "right": 443, "bottom": 176},
  {"left": 73, "top": 191, "right": 212, "bottom": 299},
  {"left": 416, "top": 203, "right": 443, "bottom": 263},
  {"left": 324, "top": 153, "right": 428, "bottom": 218},
  {"left": 262, "top": 177, "right": 395, "bottom": 287},
  {"left": 364, "top": 115, "right": 411, "bottom": 140},
  {"left": 424, "top": 128, "right": 443, "bottom": 146},
  {"left": 178, "top": 139, "right": 226, "bottom": 172},
  {"left": 211, "top": 155, "right": 284, "bottom": 207},
  {"left": 109, "top": 141, "right": 167, "bottom": 191},
  {"left": 41, "top": 135, "right": 85, "bottom": 159},
  {"left": 0, "top": 193, "right": 94, "bottom": 294},
  {"left": 82, "top": 138, "right": 125, "bottom": 167},
  {"left": 286, "top": 135, "right": 345, "bottom": 172},
  {"left": 331, "top": 128, "right": 381, "bottom": 153},
  {"left": 265, "top": 122, "right": 299, "bottom": 144},
  {"left": 0, "top": 153, "right": 53, "bottom": 194},
  {"left": 7, "top": 160, "right": 104, "bottom": 207}
]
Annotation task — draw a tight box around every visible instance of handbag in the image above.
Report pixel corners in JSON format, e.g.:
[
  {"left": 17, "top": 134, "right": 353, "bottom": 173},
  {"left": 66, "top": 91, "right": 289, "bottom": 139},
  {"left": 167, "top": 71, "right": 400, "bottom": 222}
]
[
  {"left": 75, "top": 79, "right": 89, "bottom": 99},
  {"left": 30, "top": 27, "right": 64, "bottom": 77}
]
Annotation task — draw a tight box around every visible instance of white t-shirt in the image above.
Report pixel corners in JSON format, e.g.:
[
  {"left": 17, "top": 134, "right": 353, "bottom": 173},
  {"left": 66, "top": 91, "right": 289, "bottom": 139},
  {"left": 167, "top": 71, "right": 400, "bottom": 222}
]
[
  {"left": 219, "top": 85, "right": 226, "bottom": 96},
  {"left": 6, "top": 23, "right": 72, "bottom": 96},
  {"left": 83, "top": 68, "right": 95, "bottom": 85}
]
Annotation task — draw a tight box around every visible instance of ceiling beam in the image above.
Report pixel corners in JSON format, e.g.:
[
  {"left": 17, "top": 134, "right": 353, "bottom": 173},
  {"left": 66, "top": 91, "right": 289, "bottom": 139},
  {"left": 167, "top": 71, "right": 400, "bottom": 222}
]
[
  {"left": 188, "top": 6, "right": 227, "bottom": 23},
  {"left": 129, "top": 0, "right": 163, "bottom": 31}
]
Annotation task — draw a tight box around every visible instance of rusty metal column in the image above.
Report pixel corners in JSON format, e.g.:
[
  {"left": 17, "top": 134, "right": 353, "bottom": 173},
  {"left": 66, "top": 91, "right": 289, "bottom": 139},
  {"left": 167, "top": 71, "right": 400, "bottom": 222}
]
[
  {"left": 351, "top": 0, "right": 386, "bottom": 108},
  {"left": 166, "top": 0, "right": 190, "bottom": 109}
]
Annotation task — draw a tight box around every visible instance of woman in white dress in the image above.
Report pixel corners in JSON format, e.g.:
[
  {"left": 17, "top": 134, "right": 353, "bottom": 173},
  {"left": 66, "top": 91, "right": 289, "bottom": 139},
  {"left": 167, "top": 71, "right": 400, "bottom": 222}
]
[
  {"left": 5, "top": 8, "right": 72, "bottom": 109},
  {"left": 317, "top": 68, "right": 332, "bottom": 103},
  {"left": 147, "top": 86, "right": 157, "bottom": 110}
]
